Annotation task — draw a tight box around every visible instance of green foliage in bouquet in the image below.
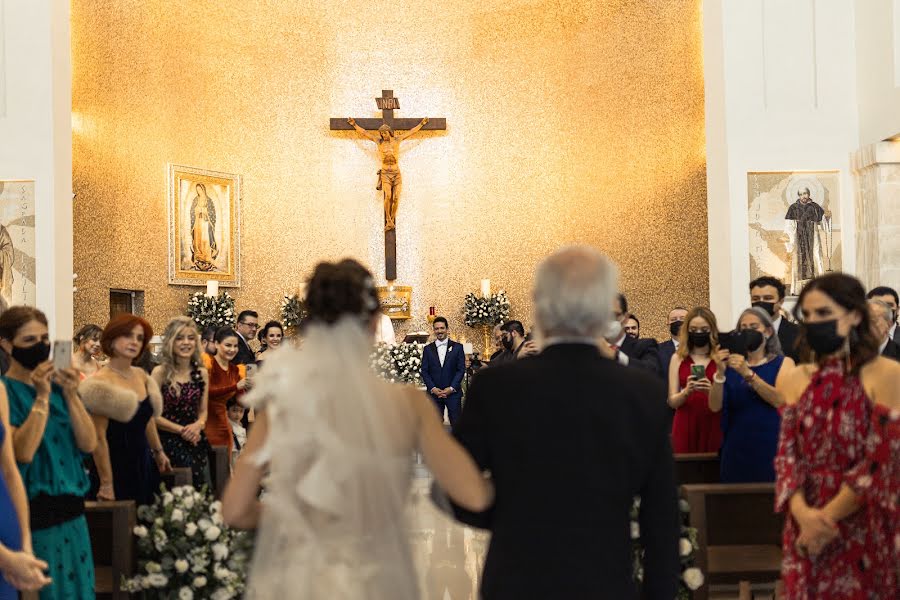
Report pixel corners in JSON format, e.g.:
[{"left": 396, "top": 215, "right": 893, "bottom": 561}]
[
  {"left": 186, "top": 292, "right": 236, "bottom": 331},
  {"left": 463, "top": 290, "right": 511, "bottom": 328},
  {"left": 280, "top": 293, "right": 308, "bottom": 329},
  {"left": 371, "top": 342, "right": 425, "bottom": 386},
  {"left": 123, "top": 485, "right": 254, "bottom": 599}
]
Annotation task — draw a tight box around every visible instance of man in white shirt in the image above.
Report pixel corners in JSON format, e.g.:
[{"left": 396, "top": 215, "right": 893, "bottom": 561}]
[
  {"left": 420, "top": 317, "right": 466, "bottom": 426},
  {"left": 866, "top": 286, "right": 899, "bottom": 345}
]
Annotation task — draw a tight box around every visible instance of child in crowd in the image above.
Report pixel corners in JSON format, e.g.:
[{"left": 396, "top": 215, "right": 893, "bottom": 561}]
[{"left": 227, "top": 398, "right": 247, "bottom": 469}]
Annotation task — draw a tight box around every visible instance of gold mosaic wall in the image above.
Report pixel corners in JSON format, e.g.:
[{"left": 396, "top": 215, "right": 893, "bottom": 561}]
[{"left": 72, "top": 0, "right": 708, "bottom": 347}]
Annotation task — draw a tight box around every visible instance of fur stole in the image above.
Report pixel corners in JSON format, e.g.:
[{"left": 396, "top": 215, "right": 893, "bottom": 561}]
[{"left": 78, "top": 373, "right": 163, "bottom": 422}]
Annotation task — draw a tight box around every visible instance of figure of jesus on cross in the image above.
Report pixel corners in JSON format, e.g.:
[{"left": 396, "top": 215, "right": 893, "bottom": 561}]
[{"left": 346, "top": 115, "right": 428, "bottom": 231}]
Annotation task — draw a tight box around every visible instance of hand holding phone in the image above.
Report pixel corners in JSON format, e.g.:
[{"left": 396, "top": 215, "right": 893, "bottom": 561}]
[
  {"left": 53, "top": 340, "right": 73, "bottom": 371},
  {"left": 690, "top": 364, "right": 706, "bottom": 380}
]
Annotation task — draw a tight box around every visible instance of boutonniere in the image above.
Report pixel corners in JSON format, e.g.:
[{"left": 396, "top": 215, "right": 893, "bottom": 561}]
[{"left": 448, "top": 346, "right": 453, "bottom": 352}]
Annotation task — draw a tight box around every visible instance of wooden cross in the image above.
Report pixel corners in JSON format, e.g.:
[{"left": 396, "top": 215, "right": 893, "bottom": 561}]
[{"left": 331, "top": 90, "right": 446, "bottom": 281}]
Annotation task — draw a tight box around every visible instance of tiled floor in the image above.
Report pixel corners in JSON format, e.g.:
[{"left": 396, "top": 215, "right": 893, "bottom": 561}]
[{"left": 408, "top": 465, "right": 490, "bottom": 600}]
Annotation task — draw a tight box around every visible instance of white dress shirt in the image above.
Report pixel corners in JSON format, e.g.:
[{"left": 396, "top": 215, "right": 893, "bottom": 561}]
[
  {"left": 611, "top": 332, "right": 629, "bottom": 366},
  {"left": 436, "top": 339, "right": 449, "bottom": 367},
  {"left": 772, "top": 315, "right": 783, "bottom": 332}
]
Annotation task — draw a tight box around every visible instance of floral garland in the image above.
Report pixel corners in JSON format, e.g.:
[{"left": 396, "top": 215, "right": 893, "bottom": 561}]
[
  {"left": 280, "top": 293, "right": 308, "bottom": 329},
  {"left": 123, "top": 485, "right": 254, "bottom": 599},
  {"left": 186, "top": 292, "right": 236, "bottom": 331},
  {"left": 370, "top": 342, "right": 425, "bottom": 387},
  {"left": 631, "top": 496, "right": 704, "bottom": 598},
  {"left": 463, "top": 290, "right": 511, "bottom": 328}
]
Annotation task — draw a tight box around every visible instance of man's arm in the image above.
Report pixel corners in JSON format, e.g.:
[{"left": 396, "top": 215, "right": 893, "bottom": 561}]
[
  {"left": 347, "top": 117, "right": 379, "bottom": 142},
  {"left": 447, "top": 372, "right": 493, "bottom": 529},
  {"left": 637, "top": 415, "right": 680, "bottom": 599},
  {"left": 629, "top": 340, "right": 662, "bottom": 377},
  {"left": 449, "top": 345, "right": 466, "bottom": 392},
  {"left": 420, "top": 347, "right": 437, "bottom": 393},
  {"left": 397, "top": 117, "right": 428, "bottom": 142}
]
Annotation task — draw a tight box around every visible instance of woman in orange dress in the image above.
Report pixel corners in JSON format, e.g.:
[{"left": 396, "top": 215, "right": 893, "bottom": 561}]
[{"left": 205, "top": 328, "right": 246, "bottom": 456}]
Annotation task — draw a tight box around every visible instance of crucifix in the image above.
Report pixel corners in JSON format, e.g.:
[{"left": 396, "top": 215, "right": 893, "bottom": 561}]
[{"left": 331, "top": 90, "right": 446, "bottom": 281}]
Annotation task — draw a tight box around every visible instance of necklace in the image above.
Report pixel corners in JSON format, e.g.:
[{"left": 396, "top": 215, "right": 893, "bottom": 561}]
[{"left": 106, "top": 364, "right": 133, "bottom": 379}]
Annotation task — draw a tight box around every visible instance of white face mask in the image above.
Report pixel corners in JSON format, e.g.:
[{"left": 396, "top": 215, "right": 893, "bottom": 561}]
[{"left": 604, "top": 320, "right": 623, "bottom": 341}]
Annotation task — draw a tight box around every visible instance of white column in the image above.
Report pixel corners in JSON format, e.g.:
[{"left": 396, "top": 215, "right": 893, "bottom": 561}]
[{"left": 852, "top": 141, "right": 900, "bottom": 290}]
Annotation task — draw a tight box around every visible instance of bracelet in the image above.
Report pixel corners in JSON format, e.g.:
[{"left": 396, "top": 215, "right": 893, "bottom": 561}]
[
  {"left": 713, "top": 373, "right": 726, "bottom": 384},
  {"left": 149, "top": 448, "right": 163, "bottom": 456}
]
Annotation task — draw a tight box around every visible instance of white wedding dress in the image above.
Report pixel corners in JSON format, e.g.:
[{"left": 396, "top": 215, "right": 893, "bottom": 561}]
[{"left": 243, "top": 318, "right": 421, "bottom": 599}]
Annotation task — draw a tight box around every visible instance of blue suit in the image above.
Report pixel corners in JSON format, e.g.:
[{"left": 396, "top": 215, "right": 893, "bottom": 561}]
[
  {"left": 657, "top": 339, "right": 678, "bottom": 378},
  {"left": 421, "top": 339, "right": 466, "bottom": 426}
]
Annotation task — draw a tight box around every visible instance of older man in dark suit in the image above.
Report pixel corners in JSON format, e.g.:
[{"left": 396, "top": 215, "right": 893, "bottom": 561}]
[
  {"left": 869, "top": 298, "right": 900, "bottom": 361},
  {"left": 445, "top": 245, "right": 680, "bottom": 599}
]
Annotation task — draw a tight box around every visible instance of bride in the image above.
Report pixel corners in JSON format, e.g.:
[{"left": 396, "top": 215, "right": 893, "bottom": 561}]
[{"left": 222, "top": 259, "right": 494, "bottom": 599}]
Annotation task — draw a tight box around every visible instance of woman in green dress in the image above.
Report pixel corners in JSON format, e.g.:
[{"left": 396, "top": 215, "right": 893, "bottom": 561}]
[{"left": 0, "top": 307, "right": 98, "bottom": 600}]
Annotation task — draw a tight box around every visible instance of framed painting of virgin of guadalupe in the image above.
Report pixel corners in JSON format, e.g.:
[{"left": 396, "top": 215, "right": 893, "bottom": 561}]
[{"left": 167, "top": 164, "right": 241, "bottom": 287}]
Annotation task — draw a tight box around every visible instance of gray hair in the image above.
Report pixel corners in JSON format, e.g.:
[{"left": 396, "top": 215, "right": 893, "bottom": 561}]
[
  {"left": 868, "top": 299, "right": 894, "bottom": 327},
  {"left": 737, "top": 307, "right": 783, "bottom": 357},
  {"left": 533, "top": 245, "right": 618, "bottom": 338}
]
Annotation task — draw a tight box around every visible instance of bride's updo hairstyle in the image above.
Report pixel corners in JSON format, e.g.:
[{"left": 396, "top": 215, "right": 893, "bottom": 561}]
[{"left": 305, "top": 259, "right": 380, "bottom": 325}]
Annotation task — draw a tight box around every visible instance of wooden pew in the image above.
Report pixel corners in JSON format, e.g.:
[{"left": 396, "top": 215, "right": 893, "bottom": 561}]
[
  {"left": 208, "top": 445, "right": 231, "bottom": 498},
  {"left": 674, "top": 452, "right": 720, "bottom": 485},
  {"left": 161, "top": 466, "right": 193, "bottom": 489},
  {"left": 681, "top": 483, "right": 783, "bottom": 600},
  {"left": 85, "top": 500, "right": 136, "bottom": 600}
]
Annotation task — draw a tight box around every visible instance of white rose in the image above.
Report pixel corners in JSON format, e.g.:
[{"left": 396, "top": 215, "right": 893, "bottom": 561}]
[
  {"left": 679, "top": 538, "right": 693, "bottom": 557},
  {"left": 183, "top": 496, "right": 195, "bottom": 509},
  {"left": 211, "top": 589, "right": 234, "bottom": 600},
  {"left": 185, "top": 522, "right": 198, "bottom": 537},
  {"left": 205, "top": 525, "right": 222, "bottom": 541},
  {"left": 145, "top": 561, "right": 162, "bottom": 574},
  {"left": 212, "top": 513, "right": 223, "bottom": 526},
  {"left": 683, "top": 567, "right": 704, "bottom": 590},
  {"left": 192, "top": 575, "right": 207, "bottom": 588},
  {"left": 214, "top": 564, "right": 232, "bottom": 581},
  {"left": 630, "top": 521, "right": 640, "bottom": 539},
  {"left": 174, "top": 559, "right": 190, "bottom": 574},
  {"left": 162, "top": 492, "right": 174, "bottom": 506},
  {"left": 171, "top": 508, "right": 184, "bottom": 522},
  {"left": 154, "top": 517, "right": 164, "bottom": 527},
  {"left": 179, "top": 587, "right": 194, "bottom": 600},
  {"left": 133, "top": 525, "right": 149, "bottom": 538},
  {"left": 198, "top": 518, "right": 212, "bottom": 531},
  {"left": 209, "top": 500, "right": 222, "bottom": 514},
  {"left": 212, "top": 543, "right": 229, "bottom": 561},
  {"left": 147, "top": 573, "right": 168, "bottom": 588}
]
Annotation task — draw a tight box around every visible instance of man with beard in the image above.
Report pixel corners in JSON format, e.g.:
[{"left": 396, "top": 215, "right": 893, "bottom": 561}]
[
  {"left": 491, "top": 321, "right": 527, "bottom": 364},
  {"left": 657, "top": 307, "right": 687, "bottom": 377},
  {"left": 749, "top": 276, "right": 798, "bottom": 361},
  {"left": 605, "top": 294, "right": 661, "bottom": 377}
]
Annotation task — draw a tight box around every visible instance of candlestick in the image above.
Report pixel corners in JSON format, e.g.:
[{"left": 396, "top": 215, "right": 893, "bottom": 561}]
[
  {"left": 480, "top": 279, "right": 491, "bottom": 298},
  {"left": 206, "top": 280, "right": 219, "bottom": 297}
]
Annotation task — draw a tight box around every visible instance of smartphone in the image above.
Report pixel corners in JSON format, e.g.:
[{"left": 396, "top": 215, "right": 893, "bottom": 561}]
[
  {"left": 245, "top": 363, "right": 258, "bottom": 377},
  {"left": 53, "top": 340, "right": 73, "bottom": 370},
  {"left": 690, "top": 364, "right": 706, "bottom": 380}
]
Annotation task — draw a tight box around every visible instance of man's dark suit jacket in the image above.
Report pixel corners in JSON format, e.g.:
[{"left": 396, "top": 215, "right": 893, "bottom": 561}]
[
  {"left": 420, "top": 339, "right": 466, "bottom": 402},
  {"left": 450, "top": 343, "right": 680, "bottom": 599},
  {"left": 233, "top": 334, "right": 256, "bottom": 365},
  {"left": 777, "top": 319, "right": 799, "bottom": 362},
  {"left": 620, "top": 335, "right": 662, "bottom": 378},
  {"left": 882, "top": 339, "right": 900, "bottom": 361},
  {"left": 657, "top": 339, "right": 677, "bottom": 379}
]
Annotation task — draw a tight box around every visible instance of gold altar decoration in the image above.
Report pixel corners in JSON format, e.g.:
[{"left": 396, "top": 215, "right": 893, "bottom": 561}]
[
  {"left": 376, "top": 285, "right": 413, "bottom": 320},
  {"left": 71, "top": 0, "right": 708, "bottom": 340}
]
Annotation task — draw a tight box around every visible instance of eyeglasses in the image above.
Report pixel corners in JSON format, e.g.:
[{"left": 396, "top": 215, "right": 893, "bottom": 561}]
[{"left": 240, "top": 322, "right": 259, "bottom": 329}]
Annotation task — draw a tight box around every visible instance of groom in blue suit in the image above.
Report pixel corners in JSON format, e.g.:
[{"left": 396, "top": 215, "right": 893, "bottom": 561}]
[{"left": 420, "top": 316, "right": 467, "bottom": 426}]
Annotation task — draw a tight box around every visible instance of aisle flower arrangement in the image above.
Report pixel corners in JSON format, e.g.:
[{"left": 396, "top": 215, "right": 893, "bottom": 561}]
[
  {"left": 280, "top": 293, "right": 307, "bottom": 329},
  {"left": 371, "top": 342, "right": 425, "bottom": 387},
  {"left": 123, "top": 485, "right": 254, "bottom": 599},
  {"left": 631, "top": 496, "right": 704, "bottom": 599},
  {"left": 186, "top": 292, "right": 236, "bottom": 331},
  {"left": 463, "top": 290, "right": 511, "bottom": 328}
]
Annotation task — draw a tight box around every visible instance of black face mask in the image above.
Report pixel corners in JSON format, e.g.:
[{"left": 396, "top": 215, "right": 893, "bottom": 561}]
[
  {"left": 803, "top": 320, "right": 845, "bottom": 356},
  {"left": 752, "top": 301, "right": 777, "bottom": 317},
  {"left": 742, "top": 329, "right": 765, "bottom": 352},
  {"left": 501, "top": 335, "right": 513, "bottom": 350},
  {"left": 669, "top": 321, "right": 683, "bottom": 337},
  {"left": 11, "top": 341, "right": 51, "bottom": 370},
  {"left": 689, "top": 331, "right": 711, "bottom": 348}
]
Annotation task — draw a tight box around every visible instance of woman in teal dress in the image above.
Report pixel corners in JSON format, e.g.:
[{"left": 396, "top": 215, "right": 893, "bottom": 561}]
[{"left": 0, "top": 307, "right": 98, "bottom": 600}]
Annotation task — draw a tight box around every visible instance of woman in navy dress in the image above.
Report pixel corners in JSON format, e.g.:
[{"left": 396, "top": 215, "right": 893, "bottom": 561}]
[
  {"left": 709, "top": 307, "right": 795, "bottom": 482},
  {"left": 80, "top": 314, "right": 171, "bottom": 505}
]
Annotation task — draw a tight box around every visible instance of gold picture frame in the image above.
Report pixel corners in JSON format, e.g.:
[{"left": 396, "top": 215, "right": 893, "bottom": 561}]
[
  {"left": 376, "top": 285, "right": 412, "bottom": 320},
  {"left": 167, "top": 164, "right": 241, "bottom": 287}
]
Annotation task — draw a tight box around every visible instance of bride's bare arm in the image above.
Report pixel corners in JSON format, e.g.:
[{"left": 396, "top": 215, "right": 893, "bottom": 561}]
[
  {"left": 222, "top": 410, "right": 269, "bottom": 529},
  {"left": 412, "top": 390, "right": 494, "bottom": 512}
]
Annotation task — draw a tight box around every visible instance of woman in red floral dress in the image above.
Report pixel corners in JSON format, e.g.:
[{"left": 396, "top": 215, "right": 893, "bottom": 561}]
[{"left": 775, "top": 273, "right": 900, "bottom": 599}]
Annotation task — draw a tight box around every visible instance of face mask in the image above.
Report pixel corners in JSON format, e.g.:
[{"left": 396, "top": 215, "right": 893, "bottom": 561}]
[
  {"left": 688, "top": 331, "right": 711, "bottom": 348},
  {"left": 752, "top": 301, "right": 776, "bottom": 317},
  {"left": 742, "top": 329, "right": 765, "bottom": 352},
  {"left": 501, "top": 335, "right": 513, "bottom": 350},
  {"left": 669, "top": 321, "right": 683, "bottom": 337},
  {"left": 11, "top": 341, "right": 51, "bottom": 370},
  {"left": 803, "top": 320, "right": 845, "bottom": 355},
  {"left": 604, "top": 320, "right": 623, "bottom": 341}
]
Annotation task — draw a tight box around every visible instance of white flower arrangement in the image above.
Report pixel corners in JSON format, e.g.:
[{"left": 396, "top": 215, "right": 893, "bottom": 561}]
[
  {"left": 370, "top": 342, "right": 425, "bottom": 387},
  {"left": 630, "top": 496, "right": 703, "bottom": 598},
  {"left": 187, "top": 291, "right": 237, "bottom": 331},
  {"left": 123, "top": 485, "right": 253, "bottom": 599},
  {"left": 463, "top": 290, "right": 511, "bottom": 328},
  {"left": 280, "top": 293, "right": 308, "bottom": 329}
]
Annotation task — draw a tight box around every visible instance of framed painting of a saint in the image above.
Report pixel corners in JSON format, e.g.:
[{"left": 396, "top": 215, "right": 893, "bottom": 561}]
[
  {"left": 0, "top": 180, "right": 36, "bottom": 309},
  {"left": 168, "top": 164, "right": 241, "bottom": 287},
  {"left": 748, "top": 171, "right": 841, "bottom": 296}
]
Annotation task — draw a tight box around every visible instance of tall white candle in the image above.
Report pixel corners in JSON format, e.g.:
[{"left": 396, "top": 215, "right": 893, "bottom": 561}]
[
  {"left": 206, "top": 280, "right": 219, "bottom": 297},
  {"left": 480, "top": 279, "right": 491, "bottom": 298},
  {"left": 298, "top": 282, "right": 307, "bottom": 299}
]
